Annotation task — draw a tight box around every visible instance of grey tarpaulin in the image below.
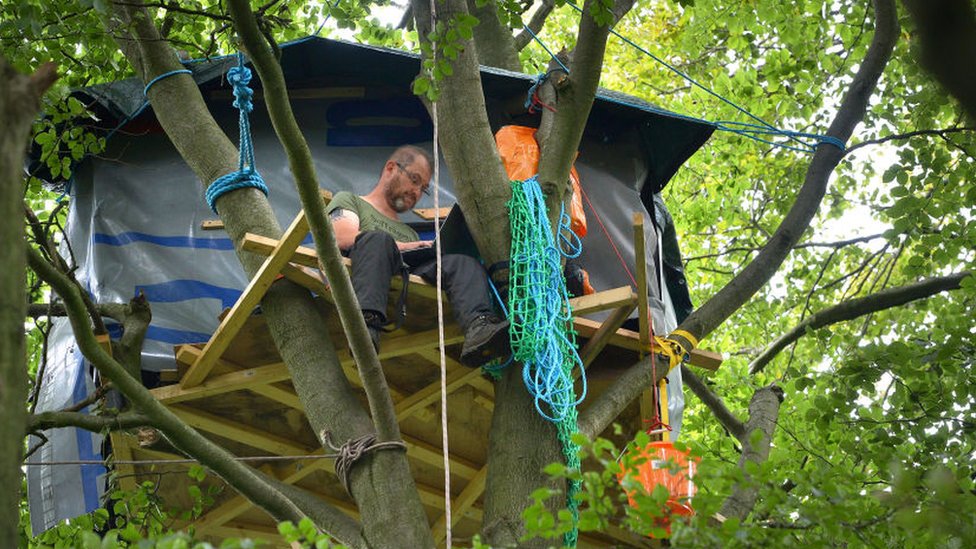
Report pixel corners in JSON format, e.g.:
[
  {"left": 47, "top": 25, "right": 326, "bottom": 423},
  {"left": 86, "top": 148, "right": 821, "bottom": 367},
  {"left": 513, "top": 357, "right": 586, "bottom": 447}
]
[{"left": 27, "top": 36, "right": 711, "bottom": 532}]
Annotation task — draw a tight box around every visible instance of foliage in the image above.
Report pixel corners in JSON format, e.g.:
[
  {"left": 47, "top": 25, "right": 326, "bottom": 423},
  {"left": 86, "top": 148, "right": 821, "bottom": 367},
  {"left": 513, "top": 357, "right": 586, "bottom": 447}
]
[{"left": 4, "top": 0, "right": 975, "bottom": 547}]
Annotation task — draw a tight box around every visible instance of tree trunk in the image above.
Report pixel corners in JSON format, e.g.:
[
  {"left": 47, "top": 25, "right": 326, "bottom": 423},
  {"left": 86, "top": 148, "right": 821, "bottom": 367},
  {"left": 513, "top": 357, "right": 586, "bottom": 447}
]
[{"left": 0, "top": 56, "right": 56, "bottom": 549}]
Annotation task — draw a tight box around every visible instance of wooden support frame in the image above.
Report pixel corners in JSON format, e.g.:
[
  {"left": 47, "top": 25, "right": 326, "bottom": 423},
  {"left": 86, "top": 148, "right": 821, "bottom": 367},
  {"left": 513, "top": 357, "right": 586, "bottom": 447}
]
[{"left": 183, "top": 212, "right": 311, "bottom": 387}]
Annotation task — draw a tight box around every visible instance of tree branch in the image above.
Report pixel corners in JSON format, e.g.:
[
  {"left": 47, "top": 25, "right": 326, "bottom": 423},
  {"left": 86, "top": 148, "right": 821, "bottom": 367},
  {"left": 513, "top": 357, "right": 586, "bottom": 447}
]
[
  {"left": 26, "top": 244, "right": 368, "bottom": 544},
  {"left": 718, "top": 385, "right": 784, "bottom": 522},
  {"left": 749, "top": 271, "right": 970, "bottom": 374},
  {"left": 514, "top": 0, "right": 555, "bottom": 51},
  {"left": 27, "top": 410, "right": 152, "bottom": 434},
  {"left": 579, "top": 0, "right": 899, "bottom": 437},
  {"left": 680, "top": 366, "right": 745, "bottom": 439},
  {"left": 845, "top": 127, "right": 976, "bottom": 154}
]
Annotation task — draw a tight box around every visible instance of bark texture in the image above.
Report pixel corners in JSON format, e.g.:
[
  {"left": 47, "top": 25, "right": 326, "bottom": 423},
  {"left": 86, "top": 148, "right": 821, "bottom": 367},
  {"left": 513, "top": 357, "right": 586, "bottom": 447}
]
[
  {"left": 719, "top": 385, "right": 784, "bottom": 521},
  {"left": 0, "top": 56, "right": 55, "bottom": 549}
]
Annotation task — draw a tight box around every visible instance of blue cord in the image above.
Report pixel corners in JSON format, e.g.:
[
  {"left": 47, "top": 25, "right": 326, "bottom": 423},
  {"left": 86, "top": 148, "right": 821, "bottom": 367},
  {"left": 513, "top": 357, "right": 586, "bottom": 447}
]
[
  {"left": 522, "top": 25, "right": 570, "bottom": 74},
  {"left": 536, "top": 2, "right": 847, "bottom": 153},
  {"left": 143, "top": 69, "right": 192, "bottom": 97},
  {"left": 206, "top": 53, "right": 269, "bottom": 213}
]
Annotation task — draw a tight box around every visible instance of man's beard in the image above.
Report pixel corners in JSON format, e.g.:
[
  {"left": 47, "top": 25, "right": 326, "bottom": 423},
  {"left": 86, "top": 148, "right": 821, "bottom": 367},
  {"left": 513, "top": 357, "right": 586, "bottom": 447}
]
[{"left": 392, "top": 196, "right": 410, "bottom": 212}]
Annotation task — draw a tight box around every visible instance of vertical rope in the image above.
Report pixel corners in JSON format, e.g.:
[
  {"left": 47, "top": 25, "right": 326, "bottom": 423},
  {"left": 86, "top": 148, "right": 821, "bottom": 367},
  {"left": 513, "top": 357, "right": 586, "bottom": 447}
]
[{"left": 428, "top": 2, "right": 452, "bottom": 546}]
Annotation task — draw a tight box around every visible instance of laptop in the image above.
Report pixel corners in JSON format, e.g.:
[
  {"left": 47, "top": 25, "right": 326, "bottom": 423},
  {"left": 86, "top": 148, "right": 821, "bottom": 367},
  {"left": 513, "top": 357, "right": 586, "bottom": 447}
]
[{"left": 401, "top": 205, "right": 479, "bottom": 268}]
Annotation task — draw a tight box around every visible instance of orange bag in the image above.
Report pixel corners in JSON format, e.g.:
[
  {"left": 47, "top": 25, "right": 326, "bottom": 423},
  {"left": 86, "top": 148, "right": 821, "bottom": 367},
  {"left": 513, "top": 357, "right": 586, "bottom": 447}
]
[
  {"left": 495, "top": 126, "right": 587, "bottom": 238},
  {"left": 618, "top": 441, "right": 699, "bottom": 537}
]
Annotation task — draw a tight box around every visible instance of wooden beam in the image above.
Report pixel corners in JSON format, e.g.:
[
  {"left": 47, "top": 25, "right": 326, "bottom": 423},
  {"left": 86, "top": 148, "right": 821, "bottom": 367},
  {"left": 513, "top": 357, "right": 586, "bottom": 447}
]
[
  {"left": 577, "top": 303, "right": 636, "bottom": 368},
  {"left": 632, "top": 213, "right": 651, "bottom": 356},
  {"left": 108, "top": 432, "right": 138, "bottom": 493},
  {"left": 397, "top": 352, "right": 484, "bottom": 421},
  {"left": 568, "top": 286, "right": 636, "bottom": 316},
  {"left": 170, "top": 405, "right": 310, "bottom": 456},
  {"left": 183, "top": 212, "right": 310, "bottom": 388},
  {"left": 241, "top": 233, "right": 441, "bottom": 300},
  {"left": 413, "top": 206, "right": 452, "bottom": 220},
  {"left": 431, "top": 465, "right": 488, "bottom": 545},
  {"left": 153, "top": 360, "right": 291, "bottom": 405},
  {"left": 401, "top": 435, "right": 479, "bottom": 480},
  {"left": 280, "top": 263, "right": 329, "bottom": 295},
  {"left": 573, "top": 318, "right": 723, "bottom": 371},
  {"left": 250, "top": 384, "right": 303, "bottom": 410}
]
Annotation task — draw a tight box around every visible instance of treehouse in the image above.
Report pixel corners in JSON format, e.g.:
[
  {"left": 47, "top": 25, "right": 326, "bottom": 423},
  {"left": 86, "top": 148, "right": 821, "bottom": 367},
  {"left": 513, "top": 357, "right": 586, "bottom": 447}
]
[{"left": 27, "top": 36, "right": 720, "bottom": 547}]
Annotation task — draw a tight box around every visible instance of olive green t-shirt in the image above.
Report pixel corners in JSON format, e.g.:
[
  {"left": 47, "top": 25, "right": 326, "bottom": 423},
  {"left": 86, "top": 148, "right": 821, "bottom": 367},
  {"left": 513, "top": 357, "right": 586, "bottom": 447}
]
[{"left": 326, "top": 191, "right": 419, "bottom": 242}]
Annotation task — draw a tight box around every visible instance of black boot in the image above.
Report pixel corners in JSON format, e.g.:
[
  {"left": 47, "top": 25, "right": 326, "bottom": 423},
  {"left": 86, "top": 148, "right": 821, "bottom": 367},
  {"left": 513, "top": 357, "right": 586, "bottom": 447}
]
[
  {"left": 362, "top": 310, "right": 384, "bottom": 352},
  {"left": 460, "top": 315, "right": 510, "bottom": 367}
]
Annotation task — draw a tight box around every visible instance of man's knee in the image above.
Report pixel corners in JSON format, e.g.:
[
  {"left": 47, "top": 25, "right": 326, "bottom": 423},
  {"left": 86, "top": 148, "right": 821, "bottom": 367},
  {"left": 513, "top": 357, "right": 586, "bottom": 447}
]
[
  {"left": 441, "top": 253, "right": 483, "bottom": 275},
  {"left": 351, "top": 230, "right": 398, "bottom": 253}
]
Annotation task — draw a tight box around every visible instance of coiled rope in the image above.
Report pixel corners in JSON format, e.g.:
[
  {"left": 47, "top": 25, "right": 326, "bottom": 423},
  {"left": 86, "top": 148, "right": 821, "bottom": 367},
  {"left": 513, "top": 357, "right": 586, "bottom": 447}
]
[
  {"left": 507, "top": 176, "right": 585, "bottom": 547},
  {"left": 206, "top": 52, "right": 269, "bottom": 214}
]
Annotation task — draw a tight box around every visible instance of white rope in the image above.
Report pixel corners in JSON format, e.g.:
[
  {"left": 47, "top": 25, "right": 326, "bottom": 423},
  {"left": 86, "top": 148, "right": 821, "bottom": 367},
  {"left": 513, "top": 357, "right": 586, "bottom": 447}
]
[{"left": 429, "top": 1, "right": 453, "bottom": 545}]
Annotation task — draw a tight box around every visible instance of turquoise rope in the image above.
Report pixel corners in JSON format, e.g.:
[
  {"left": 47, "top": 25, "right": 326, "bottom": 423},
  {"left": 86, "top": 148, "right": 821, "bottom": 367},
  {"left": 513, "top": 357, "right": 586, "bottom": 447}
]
[
  {"left": 507, "top": 177, "right": 584, "bottom": 547},
  {"left": 206, "top": 53, "right": 268, "bottom": 213},
  {"left": 143, "top": 69, "right": 192, "bottom": 97}
]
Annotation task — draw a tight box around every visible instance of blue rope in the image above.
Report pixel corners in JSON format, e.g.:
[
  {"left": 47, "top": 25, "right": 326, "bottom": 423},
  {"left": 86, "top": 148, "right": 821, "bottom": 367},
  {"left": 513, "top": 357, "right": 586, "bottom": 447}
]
[
  {"left": 206, "top": 53, "right": 268, "bottom": 213},
  {"left": 143, "top": 69, "right": 192, "bottom": 97},
  {"left": 542, "top": 2, "right": 846, "bottom": 153},
  {"left": 522, "top": 25, "right": 570, "bottom": 74}
]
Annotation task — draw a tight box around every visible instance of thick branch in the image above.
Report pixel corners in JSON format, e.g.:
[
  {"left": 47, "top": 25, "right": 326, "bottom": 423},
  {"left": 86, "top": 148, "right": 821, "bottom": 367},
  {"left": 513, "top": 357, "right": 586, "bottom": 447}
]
[
  {"left": 27, "top": 410, "right": 152, "bottom": 434},
  {"left": 579, "top": 0, "right": 899, "bottom": 436},
  {"left": 749, "top": 271, "right": 970, "bottom": 374},
  {"left": 718, "top": 385, "right": 784, "bottom": 522}
]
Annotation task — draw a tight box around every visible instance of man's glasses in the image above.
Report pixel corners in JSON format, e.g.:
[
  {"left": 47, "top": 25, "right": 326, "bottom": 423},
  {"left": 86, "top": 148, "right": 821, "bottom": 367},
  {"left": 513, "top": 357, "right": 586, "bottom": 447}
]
[{"left": 395, "top": 162, "right": 430, "bottom": 196}]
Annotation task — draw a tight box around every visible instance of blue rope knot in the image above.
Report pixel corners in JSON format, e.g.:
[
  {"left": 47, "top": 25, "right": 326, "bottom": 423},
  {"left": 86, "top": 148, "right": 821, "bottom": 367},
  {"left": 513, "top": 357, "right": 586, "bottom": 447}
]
[
  {"left": 227, "top": 64, "right": 254, "bottom": 113},
  {"left": 206, "top": 52, "right": 268, "bottom": 214},
  {"left": 206, "top": 171, "right": 268, "bottom": 214}
]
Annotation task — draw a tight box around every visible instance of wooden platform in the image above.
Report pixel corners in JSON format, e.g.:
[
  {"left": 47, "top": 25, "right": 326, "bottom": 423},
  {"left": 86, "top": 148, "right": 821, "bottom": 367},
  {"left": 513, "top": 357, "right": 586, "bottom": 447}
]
[{"left": 111, "top": 208, "right": 721, "bottom": 548}]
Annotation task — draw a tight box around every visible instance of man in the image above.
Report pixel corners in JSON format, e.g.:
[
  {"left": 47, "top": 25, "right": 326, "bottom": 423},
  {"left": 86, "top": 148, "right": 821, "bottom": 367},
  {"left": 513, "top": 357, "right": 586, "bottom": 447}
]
[{"left": 326, "top": 145, "right": 510, "bottom": 367}]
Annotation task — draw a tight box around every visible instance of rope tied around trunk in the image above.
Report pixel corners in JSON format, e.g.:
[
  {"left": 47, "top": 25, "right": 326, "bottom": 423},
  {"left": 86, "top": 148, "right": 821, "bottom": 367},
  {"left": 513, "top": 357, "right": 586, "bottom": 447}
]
[{"left": 322, "top": 431, "right": 406, "bottom": 494}]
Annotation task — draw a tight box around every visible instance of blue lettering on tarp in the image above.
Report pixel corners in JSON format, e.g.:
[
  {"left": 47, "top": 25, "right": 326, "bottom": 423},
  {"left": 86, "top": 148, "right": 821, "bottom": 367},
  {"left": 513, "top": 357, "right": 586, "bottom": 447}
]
[
  {"left": 70, "top": 355, "right": 105, "bottom": 513},
  {"left": 326, "top": 98, "right": 433, "bottom": 146},
  {"left": 93, "top": 232, "right": 234, "bottom": 250},
  {"left": 137, "top": 280, "right": 242, "bottom": 310}
]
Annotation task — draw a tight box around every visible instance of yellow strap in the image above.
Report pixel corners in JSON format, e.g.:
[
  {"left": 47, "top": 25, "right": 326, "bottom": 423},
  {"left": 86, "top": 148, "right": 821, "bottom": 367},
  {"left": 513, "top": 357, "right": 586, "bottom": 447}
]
[
  {"left": 670, "top": 329, "right": 699, "bottom": 349},
  {"left": 652, "top": 336, "right": 685, "bottom": 371},
  {"left": 658, "top": 379, "right": 670, "bottom": 443}
]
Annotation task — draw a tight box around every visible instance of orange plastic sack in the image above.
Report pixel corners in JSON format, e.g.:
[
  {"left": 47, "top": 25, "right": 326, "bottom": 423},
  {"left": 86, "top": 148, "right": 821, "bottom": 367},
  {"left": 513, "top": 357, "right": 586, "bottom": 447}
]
[
  {"left": 495, "top": 125, "right": 587, "bottom": 238},
  {"left": 618, "top": 441, "right": 699, "bottom": 536}
]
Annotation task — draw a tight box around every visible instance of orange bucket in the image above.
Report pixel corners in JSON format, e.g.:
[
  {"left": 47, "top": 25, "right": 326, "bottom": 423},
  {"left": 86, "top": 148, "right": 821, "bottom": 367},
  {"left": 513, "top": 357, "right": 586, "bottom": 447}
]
[{"left": 618, "top": 441, "right": 699, "bottom": 535}]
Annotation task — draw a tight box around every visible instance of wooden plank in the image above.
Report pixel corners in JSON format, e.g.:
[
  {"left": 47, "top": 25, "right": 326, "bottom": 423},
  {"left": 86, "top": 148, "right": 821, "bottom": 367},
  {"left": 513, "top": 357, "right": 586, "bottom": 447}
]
[
  {"left": 95, "top": 333, "right": 112, "bottom": 357},
  {"left": 402, "top": 435, "right": 479, "bottom": 480},
  {"left": 183, "top": 212, "right": 310, "bottom": 387},
  {"left": 573, "top": 318, "right": 723, "bottom": 371},
  {"left": 200, "top": 219, "right": 224, "bottom": 231},
  {"left": 431, "top": 465, "right": 488, "bottom": 545},
  {"left": 153, "top": 361, "right": 291, "bottom": 405},
  {"left": 632, "top": 213, "right": 651, "bottom": 355},
  {"left": 413, "top": 207, "right": 452, "bottom": 220},
  {"left": 250, "top": 384, "right": 303, "bottom": 410},
  {"left": 108, "top": 432, "right": 138, "bottom": 493},
  {"left": 398, "top": 352, "right": 484, "bottom": 421},
  {"left": 568, "top": 286, "right": 636, "bottom": 316},
  {"left": 241, "top": 233, "right": 441, "bottom": 300},
  {"left": 280, "top": 263, "right": 329, "bottom": 295},
  {"left": 578, "top": 303, "right": 635, "bottom": 368},
  {"left": 170, "top": 405, "right": 310, "bottom": 456}
]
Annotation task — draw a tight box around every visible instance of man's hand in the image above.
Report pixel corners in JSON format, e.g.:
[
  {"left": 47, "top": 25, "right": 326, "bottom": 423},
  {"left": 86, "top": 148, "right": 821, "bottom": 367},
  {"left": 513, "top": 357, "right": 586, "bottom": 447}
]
[{"left": 397, "top": 240, "right": 434, "bottom": 252}]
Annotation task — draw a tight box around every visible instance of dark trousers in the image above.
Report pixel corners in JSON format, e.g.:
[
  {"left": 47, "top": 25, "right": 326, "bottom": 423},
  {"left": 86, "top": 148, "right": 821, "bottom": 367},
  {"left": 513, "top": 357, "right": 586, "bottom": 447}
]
[{"left": 347, "top": 231, "right": 495, "bottom": 330}]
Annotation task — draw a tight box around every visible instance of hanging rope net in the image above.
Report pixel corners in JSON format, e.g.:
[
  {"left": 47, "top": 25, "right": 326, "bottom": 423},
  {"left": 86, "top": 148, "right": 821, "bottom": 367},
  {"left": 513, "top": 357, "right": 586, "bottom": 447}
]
[
  {"left": 206, "top": 52, "right": 269, "bottom": 213},
  {"left": 507, "top": 176, "right": 586, "bottom": 547}
]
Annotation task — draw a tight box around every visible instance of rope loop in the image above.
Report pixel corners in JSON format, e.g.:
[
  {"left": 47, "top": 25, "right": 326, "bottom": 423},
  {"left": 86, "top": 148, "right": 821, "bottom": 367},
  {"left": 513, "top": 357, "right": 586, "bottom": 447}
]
[
  {"left": 322, "top": 432, "right": 406, "bottom": 495},
  {"left": 206, "top": 52, "right": 268, "bottom": 213}
]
